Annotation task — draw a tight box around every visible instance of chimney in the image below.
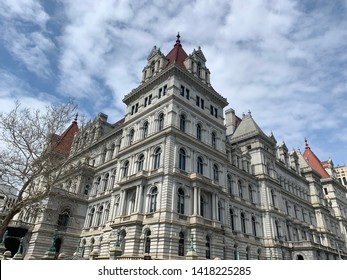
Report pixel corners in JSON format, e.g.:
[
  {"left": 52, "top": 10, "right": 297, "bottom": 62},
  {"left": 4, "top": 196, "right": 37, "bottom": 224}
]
[{"left": 225, "top": 108, "right": 236, "bottom": 136}]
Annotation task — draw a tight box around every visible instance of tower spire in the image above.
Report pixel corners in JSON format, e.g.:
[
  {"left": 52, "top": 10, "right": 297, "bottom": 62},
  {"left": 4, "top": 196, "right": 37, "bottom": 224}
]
[
  {"left": 73, "top": 112, "right": 78, "bottom": 123},
  {"left": 305, "top": 137, "right": 310, "bottom": 150},
  {"left": 175, "top": 32, "right": 181, "bottom": 47}
]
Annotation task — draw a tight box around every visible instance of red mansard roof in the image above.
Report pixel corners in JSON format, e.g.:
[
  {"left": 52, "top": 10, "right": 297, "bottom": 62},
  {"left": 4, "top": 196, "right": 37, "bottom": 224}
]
[
  {"left": 302, "top": 138, "right": 329, "bottom": 178},
  {"left": 52, "top": 114, "right": 79, "bottom": 155},
  {"left": 165, "top": 33, "right": 188, "bottom": 69}
]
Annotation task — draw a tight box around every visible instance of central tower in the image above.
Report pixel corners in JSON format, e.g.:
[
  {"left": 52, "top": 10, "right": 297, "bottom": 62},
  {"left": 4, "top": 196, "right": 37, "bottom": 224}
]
[{"left": 113, "top": 34, "right": 232, "bottom": 259}]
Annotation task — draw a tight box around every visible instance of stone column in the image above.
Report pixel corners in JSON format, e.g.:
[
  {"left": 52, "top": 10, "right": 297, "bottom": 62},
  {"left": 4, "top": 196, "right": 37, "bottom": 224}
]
[
  {"left": 193, "top": 187, "right": 198, "bottom": 215},
  {"left": 137, "top": 185, "right": 144, "bottom": 213}
]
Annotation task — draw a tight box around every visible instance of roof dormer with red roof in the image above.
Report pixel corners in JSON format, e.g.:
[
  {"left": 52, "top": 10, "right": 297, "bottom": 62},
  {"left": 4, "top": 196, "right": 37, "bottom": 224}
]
[
  {"left": 140, "top": 33, "right": 211, "bottom": 86},
  {"left": 302, "top": 138, "right": 330, "bottom": 178}
]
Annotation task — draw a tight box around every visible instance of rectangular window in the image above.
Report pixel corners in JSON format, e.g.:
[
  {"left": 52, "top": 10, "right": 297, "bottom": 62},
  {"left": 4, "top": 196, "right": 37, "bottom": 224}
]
[
  {"left": 186, "top": 89, "right": 190, "bottom": 99},
  {"left": 144, "top": 97, "right": 148, "bottom": 107},
  {"left": 210, "top": 105, "right": 214, "bottom": 115},
  {"left": 135, "top": 103, "right": 139, "bottom": 113},
  {"left": 214, "top": 108, "right": 218, "bottom": 118},
  {"left": 131, "top": 105, "right": 135, "bottom": 115},
  {"left": 180, "top": 85, "right": 185, "bottom": 96},
  {"left": 201, "top": 99, "right": 204, "bottom": 109},
  {"left": 148, "top": 94, "right": 152, "bottom": 105},
  {"left": 163, "top": 85, "right": 167, "bottom": 95},
  {"left": 196, "top": 96, "right": 200, "bottom": 106},
  {"left": 158, "top": 88, "right": 162, "bottom": 98}
]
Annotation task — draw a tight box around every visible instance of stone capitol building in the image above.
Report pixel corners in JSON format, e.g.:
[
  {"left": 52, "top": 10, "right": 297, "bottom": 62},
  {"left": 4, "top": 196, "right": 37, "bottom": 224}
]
[{"left": 2, "top": 34, "right": 347, "bottom": 260}]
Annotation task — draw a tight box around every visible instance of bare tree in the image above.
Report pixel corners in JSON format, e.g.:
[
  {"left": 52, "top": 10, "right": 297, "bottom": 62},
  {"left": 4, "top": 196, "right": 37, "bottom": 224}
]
[{"left": 0, "top": 100, "right": 77, "bottom": 239}]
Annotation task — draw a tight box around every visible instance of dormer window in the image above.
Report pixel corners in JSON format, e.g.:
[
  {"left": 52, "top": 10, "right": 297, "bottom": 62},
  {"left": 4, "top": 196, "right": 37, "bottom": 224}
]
[
  {"left": 197, "top": 62, "right": 201, "bottom": 78},
  {"left": 150, "top": 61, "right": 155, "bottom": 76},
  {"left": 180, "top": 85, "right": 185, "bottom": 96},
  {"left": 129, "top": 129, "right": 135, "bottom": 145}
]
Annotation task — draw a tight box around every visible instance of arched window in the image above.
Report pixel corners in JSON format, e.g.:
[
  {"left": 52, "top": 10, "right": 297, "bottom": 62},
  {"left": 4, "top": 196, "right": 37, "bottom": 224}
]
[
  {"left": 200, "top": 195, "right": 205, "bottom": 217},
  {"left": 158, "top": 113, "right": 164, "bottom": 131},
  {"left": 205, "top": 236, "right": 211, "bottom": 259},
  {"left": 57, "top": 209, "right": 70, "bottom": 230},
  {"left": 230, "top": 208, "right": 235, "bottom": 230},
  {"left": 179, "top": 148, "right": 186, "bottom": 171},
  {"left": 246, "top": 246, "right": 250, "bottom": 260},
  {"left": 110, "top": 143, "right": 115, "bottom": 159},
  {"left": 197, "top": 156, "right": 203, "bottom": 175},
  {"left": 150, "top": 187, "right": 158, "bottom": 212},
  {"left": 271, "top": 189, "right": 276, "bottom": 207},
  {"left": 178, "top": 232, "right": 185, "bottom": 256},
  {"left": 238, "top": 180, "right": 243, "bottom": 199},
  {"left": 143, "top": 121, "right": 149, "bottom": 138},
  {"left": 90, "top": 238, "right": 95, "bottom": 253},
  {"left": 103, "top": 173, "right": 109, "bottom": 192},
  {"left": 144, "top": 230, "right": 151, "bottom": 254},
  {"left": 241, "top": 212, "right": 246, "bottom": 233},
  {"left": 213, "top": 164, "right": 219, "bottom": 182},
  {"left": 101, "top": 148, "right": 107, "bottom": 164},
  {"left": 88, "top": 208, "right": 95, "bottom": 228},
  {"left": 150, "top": 61, "right": 155, "bottom": 76},
  {"left": 84, "top": 185, "right": 90, "bottom": 195},
  {"left": 252, "top": 216, "right": 257, "bottom": 236},
  {"left": 196, "top": 124, "right": 202, "bottom": 140},
  {"left": 95, "top": 176, "right": 101, "bottom": 195},
  {"left": 129, "top": 191, "right": 136, "bottom": 214},
  {"left": 122, "top": 161, "right": 129, "bottom": 178},
  {"left": 119, "top": 230, "right": 126, "bottom": 253},
  {"left": 129, "top": 129, "right": 135, "bottom": 145},
  {"left": 248, "top": 185, "right": 253, "bottom": 203},
  {"left": 54, "top": 238, "right": 62, "bottom": 258},
  {"left": 153, "top": 147, "right": 161, "bottom": 169},
  {"left": 137, "top": 154, "right": 145, "bottom": 172},
  {"left": 211, "top": 132, "right": 216, "bottom": 148},
  {"left": 179, "top": 114, "right": 186, "bottom": 132},
  {"left": 177, "top": 188, "right": 185, "bottom": 214},
  {"left": 81, "top": 239, "right": 86, "bottom": 257},
  {"left": 275, "top": 220, "right": 280, "bottom": 238},
  {"left": 218, "top": 201, "right": 222, "bottom": 221},
  {"left": 197, "top": 62, "right": 201, "bottom": 78},
  {"left": 257, "top": 248, "right": 262, "bottom": 260},
  {"left": 105, "top": 203, "right": 110, "bottom": 223},
  {"left": 96, "top": 205, "right": 103, "bottom": 226},
  {"left": 227, "top": 175, "right": 233, "bottom": 194}
]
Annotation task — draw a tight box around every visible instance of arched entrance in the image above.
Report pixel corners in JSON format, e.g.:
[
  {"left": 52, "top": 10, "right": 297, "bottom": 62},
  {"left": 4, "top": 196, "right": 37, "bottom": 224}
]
[{"left": 4, "top": 237, "right": 20, "bottom": 257}]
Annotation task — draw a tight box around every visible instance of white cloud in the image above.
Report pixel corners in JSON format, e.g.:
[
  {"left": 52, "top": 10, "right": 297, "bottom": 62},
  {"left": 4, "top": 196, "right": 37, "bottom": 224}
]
[
  {"left": 1, "top": 0, "right": 347, "bottom": 164},
  {"left": 2, "top": 27, "right": 55, "bottom": 77},
  {"left": 0, "top": 0, "right": 49, "bottom": 27}
]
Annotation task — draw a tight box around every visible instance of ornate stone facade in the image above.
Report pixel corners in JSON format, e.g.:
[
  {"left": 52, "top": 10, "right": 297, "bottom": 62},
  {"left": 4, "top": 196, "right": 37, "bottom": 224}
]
[{"left": 8, "top": 35, "right": 347, "bottom": 260}]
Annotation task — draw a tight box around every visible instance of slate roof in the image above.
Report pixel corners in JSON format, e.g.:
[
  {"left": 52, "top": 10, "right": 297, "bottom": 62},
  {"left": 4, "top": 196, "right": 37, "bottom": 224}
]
[
  {"left": 230, "top": 112, "right": 270, "bottom": 143},
  {"left": 302, "top": 139, "right": 329, "bottom": 178},
  {"left": 165, "top": 33, "right": 188, "bottom": 69}
]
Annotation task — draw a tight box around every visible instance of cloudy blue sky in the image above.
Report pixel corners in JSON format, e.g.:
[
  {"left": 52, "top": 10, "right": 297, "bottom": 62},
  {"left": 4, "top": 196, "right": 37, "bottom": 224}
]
[{"left": 1, "top": 0, "right": 347, "bottom": 165}]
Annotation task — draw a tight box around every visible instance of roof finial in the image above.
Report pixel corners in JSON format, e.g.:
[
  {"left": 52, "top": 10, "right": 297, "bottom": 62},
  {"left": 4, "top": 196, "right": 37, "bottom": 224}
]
[
  {"left": 74, "top": 112, "right": 78, "bottom": 123},
  {"left": 305, "top": 137, "right": 310, "bottom": 150},
  {"left": 175, "top": 32, "right": 181, "bottom": 47}
]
